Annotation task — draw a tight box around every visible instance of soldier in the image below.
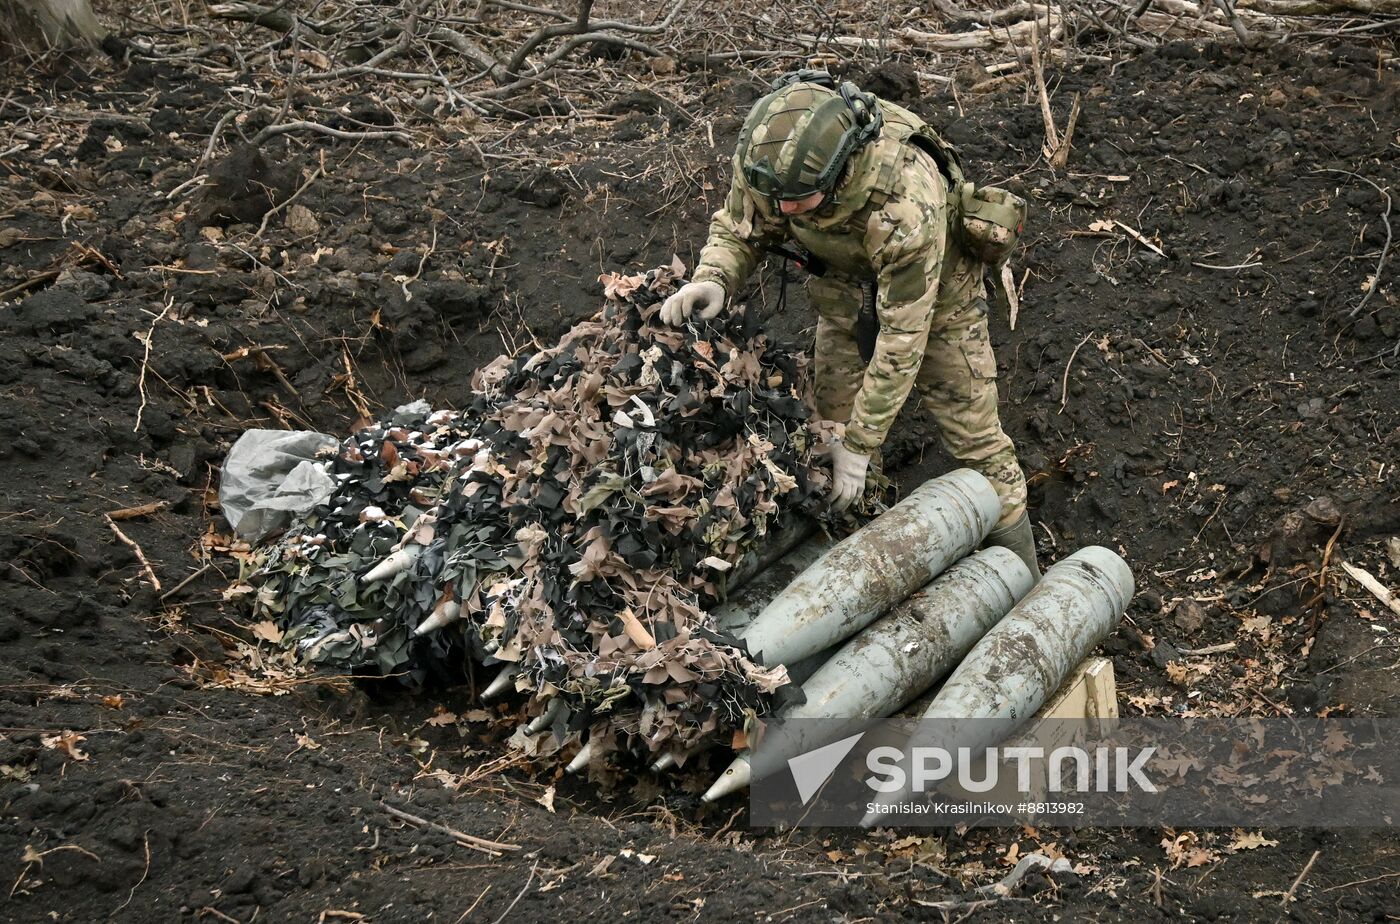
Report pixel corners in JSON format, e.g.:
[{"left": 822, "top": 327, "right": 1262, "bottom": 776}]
[{"left": 659, "top": 72, "right": 1039, "bottom": 579}]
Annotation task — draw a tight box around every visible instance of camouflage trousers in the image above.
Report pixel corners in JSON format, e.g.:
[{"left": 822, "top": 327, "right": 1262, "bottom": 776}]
[{"left": 807, "top": 250, "right": 1028, "bottom": 527}]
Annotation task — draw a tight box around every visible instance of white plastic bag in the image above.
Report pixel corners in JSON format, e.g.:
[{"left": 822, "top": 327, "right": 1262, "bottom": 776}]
[{"left": 220, "top": 429, "right": 339, "bottom": 541}]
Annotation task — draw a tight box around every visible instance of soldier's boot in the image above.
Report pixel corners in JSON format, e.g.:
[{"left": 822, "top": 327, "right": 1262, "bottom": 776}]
[{"left": 983, "top": 511, "right": 1040, "bottom": 583}]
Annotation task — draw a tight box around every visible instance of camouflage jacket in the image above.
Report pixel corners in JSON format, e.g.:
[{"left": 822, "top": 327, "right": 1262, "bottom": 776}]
[{"left": 693, "top": 99, "right": 964, "bottom": 455}]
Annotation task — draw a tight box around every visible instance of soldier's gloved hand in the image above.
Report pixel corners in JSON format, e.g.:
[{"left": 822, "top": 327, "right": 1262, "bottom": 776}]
[
  {"left": 659, "top": 280, "right": 725, "bottom": 326},
  {"left": 828, "top": 440, "right": 870, "bottom": 512}
]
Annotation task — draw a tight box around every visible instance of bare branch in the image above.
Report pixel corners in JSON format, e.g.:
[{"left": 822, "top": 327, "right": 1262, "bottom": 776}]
[
  {"left": 506, "top": 0, "right": 596, "bottom": 76},
  {"left": 252, "top": 120, "right": 411, "bottom": 144}
]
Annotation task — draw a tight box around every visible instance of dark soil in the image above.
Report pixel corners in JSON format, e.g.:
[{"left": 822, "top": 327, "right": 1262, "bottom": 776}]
[{"left": 2, "top": 38, "right": 1398, "bottom": 923}]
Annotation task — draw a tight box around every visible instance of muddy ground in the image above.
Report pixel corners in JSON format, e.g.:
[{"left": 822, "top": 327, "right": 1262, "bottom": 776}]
[{"left": 2, "top": 34, "right": 1399, "bottom": 923}]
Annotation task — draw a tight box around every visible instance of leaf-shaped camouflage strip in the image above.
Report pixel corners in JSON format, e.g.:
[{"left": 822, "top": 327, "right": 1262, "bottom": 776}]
[{"left": 237, "top": 264, "right": 876, "bottom": 761}]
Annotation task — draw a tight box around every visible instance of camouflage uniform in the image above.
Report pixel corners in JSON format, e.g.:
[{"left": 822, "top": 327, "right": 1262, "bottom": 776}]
[{"left": 692, "top": 98, "right": 1028, "bottom": 526}]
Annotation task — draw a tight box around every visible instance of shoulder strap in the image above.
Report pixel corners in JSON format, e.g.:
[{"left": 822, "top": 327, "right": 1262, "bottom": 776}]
[{"left": 907, "top": 126, "right": 965, "bottom": 191}]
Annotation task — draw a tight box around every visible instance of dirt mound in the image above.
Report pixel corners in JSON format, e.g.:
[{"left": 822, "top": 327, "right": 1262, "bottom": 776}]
[{"left": 1, "top": 36, "right": 1398, "bottom": 923}]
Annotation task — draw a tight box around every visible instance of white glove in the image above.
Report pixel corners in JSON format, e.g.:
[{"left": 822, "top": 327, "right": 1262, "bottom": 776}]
[
  {"left": 658, "top": 280, "right": 725, "bottom": 326},
  {"left": 828, "top": 440, "right": 870, "bottom": 512}
]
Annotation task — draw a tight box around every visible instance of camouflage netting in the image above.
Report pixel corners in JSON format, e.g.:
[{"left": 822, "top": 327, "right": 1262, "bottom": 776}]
[{"left": 237, "top": 263, "right": 868, "bottom": 758}]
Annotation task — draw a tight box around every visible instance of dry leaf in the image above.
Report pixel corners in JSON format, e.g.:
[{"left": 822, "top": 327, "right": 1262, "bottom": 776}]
[
  {"left": 1162, "top": 831, "right": 1217, "bottom": 869},
  {"left": 1228, "top": 831, "right": 1279, "bottom": 852},
  {"left": 40, "top": 731, "right": 88, "bottom": 761},
  {"left": 537, "top": 783, "right": 556, "bottom": 813},
  {"left": 251, "top": 620, "right": 284, "bottom": 643},
  {"left": 425, "top": 708, "right": 458, "bottom": 727},
  {"left": 100, "top": 694, "right": 125, "bottom": 710}
]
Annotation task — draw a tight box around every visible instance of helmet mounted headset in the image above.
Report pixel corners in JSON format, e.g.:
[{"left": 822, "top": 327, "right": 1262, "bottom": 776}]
[{"left": 739, "top": 70, "right": 883, "bottom": 208}]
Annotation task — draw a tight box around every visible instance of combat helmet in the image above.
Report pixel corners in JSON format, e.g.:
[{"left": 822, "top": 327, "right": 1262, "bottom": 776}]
[{"left": 736, "top": 70, "right": 883, "bottom": 206}]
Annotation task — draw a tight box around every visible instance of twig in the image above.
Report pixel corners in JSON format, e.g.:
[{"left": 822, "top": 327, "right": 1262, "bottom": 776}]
[
  {"left": 192, "top": 109, "right": 237, "bottom": 179},
  {"left": 1178, "top": 642, "right": 1236, "bottom": 656},
  {"left": 113, "top": 832, "right": 151, "bottom": 914},
  {"left": 133, "top": 299, "right": 174, "bottom": 434},
  {"left": 1191, "top": 259, "right": 1262, "bottom": 270},
  {"left": 104, "top": 515, "right": 162, "bottom": 592},
  {"left": 164, "top": 173, "right": 208, "bottom": 201},
  {"left": 253, "top": 152, "right": 325, "bottom": 240},
  {"left": 199, "top": 908, "right": 242, "bottom": 924},
  {"left": 106, "top": 501, "right": 168, "bottom": 521},
  {"left": 161, "top": 563, "right": 215, "bottom": 602},
  {"left": 491, "top": 861, "right": 538, "bottom": 924},
  {"left": 1313, "top": 169, "right": 1392, "bottom": 319},
  {"left": 480, "top": 0, "right": 571, "bottom": 21},
  {"left": 506, "top": 0, "right": 596, "bottom": 76},
  {"left": 1050, "top": 93, "right": 1082, "bottom": 170},
  {"left": 1059, "top": 331, "right": 1094, "bottom": 414},
  {"left": 1027, "top": 28, "right": 1059, "bottom": 158},
  {"left": 0, "top": 269, "right": 61, "bottom": 302},
  {"left": 1322, "top": 869, "right": 1400, "bottom": 892},
  {"left": 400, "top": 226, "right": 438, "bottom": 302},
  {"left": 455, "top": 884, "right": 493, "bottom": 924},
  {"left": 379, "top": 803, "right": 520, "bottom": 855},
  {"left": 1212, "top": 0, "right": 1252, "bottom": 44},
  {"left": 1316, "top": 515, "right": 1345, "bottom": 594},
  {"left": 1338, "top": 561, "right": 1400, "bottom": 617},
  {"left": 1112, "top": 219, "right": 1168, "bottom": 257},
  {"left": 1281, "top": 849, "right": 1321, "bottom": 906},
  {"left": 1316, "top": 643, "right": 1400, "bottom": 676},
  {"left": 252, "top": 120, "right": 410, "bottom": 144}
]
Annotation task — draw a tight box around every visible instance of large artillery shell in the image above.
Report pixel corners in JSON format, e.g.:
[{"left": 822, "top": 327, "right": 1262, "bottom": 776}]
[
  {"left": 565, "top": 740, "right": 594, "bottom": 774},
  {"left": 413, "top": 599, "right": 460, "bottom": 637},
  {"left": 526, "top": 696, "right": 564, "bottom": 734},
  {"left": 480, "top": 664, "right": 519, "bottom": 701},
  {"left": 859, "top": 545, "right": 1134, "bottom": 824},
  {"left": 919, "top": 545, "right": 1133, "bottom": 724},
  {"left": 738, "top": 469, "right": 1001, "bottom": 665},
  {"left": 712, "top": 533, "right": 836, "bottom": 634},
  {"left": 790, "top": 547, "right": 1034, "bottom": 722},
  {"left": 362, "top": 544, "right": 422, "bottom": 583},
  {"left": 701, "top": 547, "right": 1033, "bottom": 802}
]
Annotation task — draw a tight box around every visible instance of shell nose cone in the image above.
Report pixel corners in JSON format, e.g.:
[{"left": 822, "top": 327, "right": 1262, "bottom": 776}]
[
  {"left": 701, "top": 755, "right": 752, "bottom": 803},
  {"left": 362, "top": 544, "right": 422, "bottom": 583},
  {"left": 565, "top": 741, "right": 593, "bottom": 774},
  {"left": 480, "top": 665, "right": 519, "bottom": 701}
]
